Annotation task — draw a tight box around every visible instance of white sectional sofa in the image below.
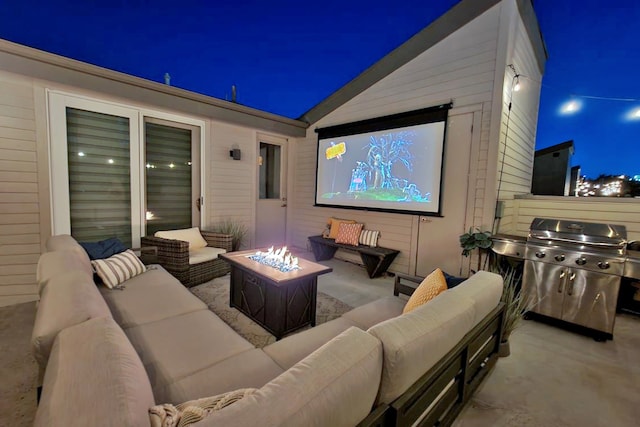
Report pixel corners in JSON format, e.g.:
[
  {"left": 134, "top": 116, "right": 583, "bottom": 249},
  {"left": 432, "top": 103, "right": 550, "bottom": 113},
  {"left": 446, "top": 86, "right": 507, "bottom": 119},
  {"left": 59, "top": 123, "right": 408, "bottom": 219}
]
[{"left": 32, "top": 235, "right": 505, "bottom": 427}]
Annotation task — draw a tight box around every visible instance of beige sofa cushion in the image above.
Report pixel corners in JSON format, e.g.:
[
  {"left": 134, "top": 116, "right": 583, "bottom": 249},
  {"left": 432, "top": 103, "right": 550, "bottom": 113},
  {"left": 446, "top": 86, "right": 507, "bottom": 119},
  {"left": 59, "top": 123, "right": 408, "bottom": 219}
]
[
  {"left": 125, "top": 310, "right": 254, "bottom": 401},
  {"left": 341, "top": 296, "right": 405, "bottom": 330},
  {"left": 34, "top": 317, "right": 155, "bottom": 427},
  {"left": 31, "top": 270, "right": 111, "bottom": 371},
  {"left": 155, "top": 227, "right": 208, "bottom": 249},
  {"left": 368, "top": 291, "right": 476, "bottom": 404},
  {"left": 155, "top": 349, "right": 284, "bottom": 404},
  {"left": 263, "top": 317, "right": 358, "bottom": 370},
  {"left": 189, "top": 246, "right": 226, "bottom": 265},
  {"left": 36, "top": 249, "right": 94, "bottom": 295},
  {"left": 194, "top": 327, "right": 383, "bottom": 427},
  {"left": 447, "top": 270, "right": 503, "bottom": 324},
  {"left": 99, "top": 265, "right": 206, "bottom": 329}
]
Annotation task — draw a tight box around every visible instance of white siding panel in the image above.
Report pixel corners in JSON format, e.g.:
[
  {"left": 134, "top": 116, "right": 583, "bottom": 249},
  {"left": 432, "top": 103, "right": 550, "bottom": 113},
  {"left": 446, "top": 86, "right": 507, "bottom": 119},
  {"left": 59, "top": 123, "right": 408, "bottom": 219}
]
[
  {"left": 498, "top": 197, "right": 640, "bottom": 241},
  {"left": 0, "top": 73, "right": 39, "bottom": 307},
  {"left": 290, "top": 5, "right": 504, "bottom": 274}
]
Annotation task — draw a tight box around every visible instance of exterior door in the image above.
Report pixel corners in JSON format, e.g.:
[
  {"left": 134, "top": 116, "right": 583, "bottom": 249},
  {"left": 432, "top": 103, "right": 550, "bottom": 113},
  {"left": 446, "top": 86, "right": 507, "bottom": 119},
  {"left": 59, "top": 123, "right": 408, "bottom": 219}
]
[
  {"left": 255, "top": 137, "right": 287, "bottom": 248},
  {"left": 416, "top": 113, "right": 473, "bottom": 277}
]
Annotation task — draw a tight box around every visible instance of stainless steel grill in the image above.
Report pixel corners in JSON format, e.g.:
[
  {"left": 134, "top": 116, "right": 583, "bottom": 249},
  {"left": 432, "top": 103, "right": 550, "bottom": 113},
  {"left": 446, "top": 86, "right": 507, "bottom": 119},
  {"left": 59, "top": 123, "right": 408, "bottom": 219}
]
[{"left": 522, "top": 218, "right": 627, "bottom": 339}]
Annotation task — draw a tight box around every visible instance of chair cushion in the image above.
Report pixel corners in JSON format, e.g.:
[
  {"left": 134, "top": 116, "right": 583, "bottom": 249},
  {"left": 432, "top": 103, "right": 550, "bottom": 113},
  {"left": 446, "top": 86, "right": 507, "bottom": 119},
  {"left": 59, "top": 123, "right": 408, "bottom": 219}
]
[
  {"left": 198, "top": 327, "right": 383, "bottom": 427},
  {"left": 154, "top": 349, "right": 284, "bottom": 404},
  {"left": 189, "top": 246, "right": 226, "bottom": 265},
  {"left": 155, "top": 227, "right": 208, "bottom": 249},
  {"left": 31, "top": 270, "right": 111, "bottom": 371},
  {"left": 341, "top": 296, "right": 405, "bottom": 330},
  {"left": 124, "top": 310, "right": 254, "bottom": 400},
  {"left": 368, "top": 291, "right": 476, "bottom": 404},
  {"left": 92, "top": 249, "right": 146, "bottom": 289},
  {"left": 99, "top": 266, "right": 206, "bottom": 329},
  {"left": 263, "top": 317, "right": 358, "bottom": 370},
  {"left": 403, "top": 268, "right": 448, "bottom": 314},
  {"left": 36, "top": 249, "right": 94, "bottom": 294},
  {"left": 446, "top": 270, "right": 503, "bottom": 324},
  {"left": 34, "top": 317, "right": 155, "bottom": 427}
]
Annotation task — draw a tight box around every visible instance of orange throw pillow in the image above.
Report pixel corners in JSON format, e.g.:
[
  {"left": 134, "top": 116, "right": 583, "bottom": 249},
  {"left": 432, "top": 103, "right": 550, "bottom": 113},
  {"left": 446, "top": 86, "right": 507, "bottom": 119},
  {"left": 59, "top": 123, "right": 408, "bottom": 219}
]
[
  {"left": 403, "top": 268, "right": 448, "bottom": 314},
  {"left": 328, "top": 218, "right": 356, "bottom": 239},
  {"left": 335, "top": 223, "right": 363, "bottom": 246}
]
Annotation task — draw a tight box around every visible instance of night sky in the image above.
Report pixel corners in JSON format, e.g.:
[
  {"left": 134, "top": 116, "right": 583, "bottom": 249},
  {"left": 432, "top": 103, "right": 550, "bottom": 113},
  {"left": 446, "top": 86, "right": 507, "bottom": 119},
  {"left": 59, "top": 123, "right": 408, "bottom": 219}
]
[{"left": 1, "top": 0, "right": 638, "bottom": 178}]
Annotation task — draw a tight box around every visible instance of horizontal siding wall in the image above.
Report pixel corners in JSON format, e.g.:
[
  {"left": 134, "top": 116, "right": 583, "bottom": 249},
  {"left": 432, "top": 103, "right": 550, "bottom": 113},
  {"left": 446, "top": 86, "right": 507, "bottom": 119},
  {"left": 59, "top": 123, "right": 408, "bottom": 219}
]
[
  {"left": 496, "top": 10, "right": 542, "bottom": 201},
  {"left": 497, "top": 196, "right": 640, "bottom": 241},
  {"left": 290, "top": 5, "right": 503, "bottom": 275},
  {"left": 206, "top": 122, "right": 257, "bottom": 249},
  {"left": 0, "top": 72, "right": 40, "bottom": 307}
]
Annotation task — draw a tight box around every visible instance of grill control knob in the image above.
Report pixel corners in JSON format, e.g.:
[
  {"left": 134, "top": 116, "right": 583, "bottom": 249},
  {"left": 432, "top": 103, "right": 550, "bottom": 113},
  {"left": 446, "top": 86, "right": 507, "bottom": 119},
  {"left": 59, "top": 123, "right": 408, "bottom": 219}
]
[
  {"left": 535, "top": 251, "right": 546, "bottom": 259},
  {"left": 576, "top": 257, "right": 587, "bottom": 266},
  {"left": 555, "top": 254, "right": 565, "bottom": 262},
  {"left": 597, "top": 261, "right": 610, "bottom": 270}
]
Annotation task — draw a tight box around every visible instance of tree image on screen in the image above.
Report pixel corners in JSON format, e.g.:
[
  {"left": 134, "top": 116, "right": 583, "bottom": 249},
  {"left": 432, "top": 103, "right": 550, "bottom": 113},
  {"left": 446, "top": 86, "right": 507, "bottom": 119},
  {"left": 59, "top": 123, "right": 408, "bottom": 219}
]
[{"left": 322, "top": 130, "right": 432, "bottom": 203}]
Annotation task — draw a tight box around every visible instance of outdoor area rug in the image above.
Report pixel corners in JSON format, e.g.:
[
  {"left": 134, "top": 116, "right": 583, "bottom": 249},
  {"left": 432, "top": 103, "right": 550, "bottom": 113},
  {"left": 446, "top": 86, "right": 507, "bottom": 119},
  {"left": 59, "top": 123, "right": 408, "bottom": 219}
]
[{"left": 190, "top": 276, "right": 353, "bottom": 348}]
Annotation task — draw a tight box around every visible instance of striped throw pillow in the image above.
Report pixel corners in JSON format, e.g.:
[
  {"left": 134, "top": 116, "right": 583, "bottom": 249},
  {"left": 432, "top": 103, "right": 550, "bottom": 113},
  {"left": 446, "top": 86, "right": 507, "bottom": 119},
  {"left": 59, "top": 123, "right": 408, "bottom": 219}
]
[
  {"left": 92, "top": 249, "right": 146, "bottom": 289},
  {"left": 359, "top": 229, "right": 380, "bottom": 247}
]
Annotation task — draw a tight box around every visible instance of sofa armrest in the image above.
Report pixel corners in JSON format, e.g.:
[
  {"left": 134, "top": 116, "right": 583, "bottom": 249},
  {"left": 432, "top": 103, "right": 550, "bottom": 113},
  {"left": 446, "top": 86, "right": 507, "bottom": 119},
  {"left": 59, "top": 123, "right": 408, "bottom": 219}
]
[
  {"left": 141, "top": 236, "right": 189, "bottom": 272},
  {"left": 131, "top": 246, "right": 158, "bottom": 265},
  {"left": 393, "top": 272, "right": 424, "bottom": 297},
  {"left": 200, "top": 231, "right": 233, "bottom": 252}
]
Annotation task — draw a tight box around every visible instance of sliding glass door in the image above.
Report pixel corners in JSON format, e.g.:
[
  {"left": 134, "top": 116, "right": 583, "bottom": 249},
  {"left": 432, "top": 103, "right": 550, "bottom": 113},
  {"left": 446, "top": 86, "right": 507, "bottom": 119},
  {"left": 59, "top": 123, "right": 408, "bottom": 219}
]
[{"left": 49, "top": 92, "right": 204, "bottom": 247}]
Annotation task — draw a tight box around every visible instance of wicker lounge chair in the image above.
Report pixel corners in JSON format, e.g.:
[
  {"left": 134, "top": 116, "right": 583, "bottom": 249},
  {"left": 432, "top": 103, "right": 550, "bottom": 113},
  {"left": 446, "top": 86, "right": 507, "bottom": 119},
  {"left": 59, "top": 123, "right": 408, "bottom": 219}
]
[{"left": 141, "top": 229, "right": 233, "bottom": 287}]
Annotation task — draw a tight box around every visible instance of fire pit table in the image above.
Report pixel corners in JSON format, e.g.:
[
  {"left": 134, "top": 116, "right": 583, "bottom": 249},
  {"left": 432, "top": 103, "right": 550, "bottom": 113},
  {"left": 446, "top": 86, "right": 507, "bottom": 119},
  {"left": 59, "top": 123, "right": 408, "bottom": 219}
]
[{"left": 219, "top": 249, "right": 332, "bottom": 339}]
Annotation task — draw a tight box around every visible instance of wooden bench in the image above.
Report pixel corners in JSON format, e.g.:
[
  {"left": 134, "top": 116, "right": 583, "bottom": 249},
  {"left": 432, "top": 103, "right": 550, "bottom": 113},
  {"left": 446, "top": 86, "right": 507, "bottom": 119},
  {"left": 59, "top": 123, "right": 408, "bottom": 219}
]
[{"left": 308, "top": 235, "right": 399, "bottom": 278}]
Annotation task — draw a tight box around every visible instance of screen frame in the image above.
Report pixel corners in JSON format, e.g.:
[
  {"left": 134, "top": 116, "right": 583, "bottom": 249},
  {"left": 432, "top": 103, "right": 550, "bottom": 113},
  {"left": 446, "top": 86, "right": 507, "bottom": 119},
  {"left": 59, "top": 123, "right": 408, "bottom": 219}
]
[{"left": 314, "top": 103, "right": 451, "bottom": 216}]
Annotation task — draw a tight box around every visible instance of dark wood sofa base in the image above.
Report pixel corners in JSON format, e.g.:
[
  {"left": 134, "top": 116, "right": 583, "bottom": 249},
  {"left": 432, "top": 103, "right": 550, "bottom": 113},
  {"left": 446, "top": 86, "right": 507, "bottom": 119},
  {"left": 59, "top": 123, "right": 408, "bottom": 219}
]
[
  {"left": 359, "top": 298, "right": 505, "bottom": 426},
  {"left": 308, "top": 235, "right": 399, "bottom": 278}
]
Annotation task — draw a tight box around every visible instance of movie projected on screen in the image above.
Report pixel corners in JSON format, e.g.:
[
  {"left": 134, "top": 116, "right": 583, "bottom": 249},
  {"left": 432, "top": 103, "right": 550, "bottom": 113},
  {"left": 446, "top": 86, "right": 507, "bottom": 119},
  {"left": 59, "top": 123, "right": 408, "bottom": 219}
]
[{"left": 315, "top": 105, "right": 449, "bottom": 216}]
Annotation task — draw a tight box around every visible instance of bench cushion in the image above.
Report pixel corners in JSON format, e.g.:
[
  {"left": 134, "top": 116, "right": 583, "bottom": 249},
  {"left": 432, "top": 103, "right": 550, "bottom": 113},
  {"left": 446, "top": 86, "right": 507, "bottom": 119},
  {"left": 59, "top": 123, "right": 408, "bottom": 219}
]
[
  {"left": 34, "top": 317, "right": 154, "bottom": 427},
  {"left": 447, "top": 270, "right": 503, "bottom": 324},
  {"left": 99, "top": 266, "right": 206, "bottom": 329}
]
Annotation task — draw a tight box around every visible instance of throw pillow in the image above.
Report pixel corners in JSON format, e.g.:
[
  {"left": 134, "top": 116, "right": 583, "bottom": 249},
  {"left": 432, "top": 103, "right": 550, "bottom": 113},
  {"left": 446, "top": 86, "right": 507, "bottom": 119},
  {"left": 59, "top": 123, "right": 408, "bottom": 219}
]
[
  {"left": 92, "top": 249, "right": 146, "bottom": 289},
  {"left": 335, "top": 222, "right": 363, "bottom": 246},
  {"left": 403, "top": 268, "right": 447, "bottom": 314},
  {"left": 79, "top": 237, "right": 127, "bottom": 260},
  {"left": 149, "top": 388, "right": 257, "bottom": 427},
  {"left": 328, "top": 218, "right": 356, "bottom": 239},
  {"left": 358, "top": 229, "right": 380, "bottom": 247},
  {"left": 443, "top": 271, "right": 466, "bottom": 288},
  {"left": 155, "top": 227, "right": 208, "bottom": 249}
]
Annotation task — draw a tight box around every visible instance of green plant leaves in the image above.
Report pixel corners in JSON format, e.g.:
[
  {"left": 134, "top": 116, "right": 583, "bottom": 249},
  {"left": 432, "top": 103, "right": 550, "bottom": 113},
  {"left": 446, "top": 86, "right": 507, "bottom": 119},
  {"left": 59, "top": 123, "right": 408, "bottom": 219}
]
[{"left": 459, "top": 228, "right": 492, "bottom": 256}]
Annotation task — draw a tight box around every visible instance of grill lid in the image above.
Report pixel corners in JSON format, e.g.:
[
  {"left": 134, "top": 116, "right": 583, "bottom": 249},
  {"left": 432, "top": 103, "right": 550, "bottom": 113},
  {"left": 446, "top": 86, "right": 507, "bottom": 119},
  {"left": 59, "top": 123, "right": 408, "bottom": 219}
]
[{"left": 528, "top": 218, "right": 627, "bottom": 249}]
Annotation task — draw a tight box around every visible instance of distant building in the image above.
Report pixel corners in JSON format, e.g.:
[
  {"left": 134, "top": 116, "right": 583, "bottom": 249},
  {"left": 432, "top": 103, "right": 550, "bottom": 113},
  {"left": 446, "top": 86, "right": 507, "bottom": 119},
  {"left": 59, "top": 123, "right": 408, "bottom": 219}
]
[{"left": 531, "top": 140, "right": 575, "bottom": 196}]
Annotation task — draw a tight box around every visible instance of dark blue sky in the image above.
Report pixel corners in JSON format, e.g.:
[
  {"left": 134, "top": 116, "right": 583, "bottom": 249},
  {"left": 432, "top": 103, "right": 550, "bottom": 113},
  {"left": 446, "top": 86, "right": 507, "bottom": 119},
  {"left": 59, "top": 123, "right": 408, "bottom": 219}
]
[{"left": 1, "top": 0, "right": 638, "bottom": 178}]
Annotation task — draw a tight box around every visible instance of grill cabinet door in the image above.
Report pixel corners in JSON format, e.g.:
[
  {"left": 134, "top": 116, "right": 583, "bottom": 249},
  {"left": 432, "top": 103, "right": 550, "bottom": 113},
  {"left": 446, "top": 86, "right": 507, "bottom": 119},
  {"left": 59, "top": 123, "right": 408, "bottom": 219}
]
[
  {"left": 523, "top": 260, "right": 567, "bottom": 320},
  {"left": 561, "top": 269, "right": 620, "bottom": 334}
]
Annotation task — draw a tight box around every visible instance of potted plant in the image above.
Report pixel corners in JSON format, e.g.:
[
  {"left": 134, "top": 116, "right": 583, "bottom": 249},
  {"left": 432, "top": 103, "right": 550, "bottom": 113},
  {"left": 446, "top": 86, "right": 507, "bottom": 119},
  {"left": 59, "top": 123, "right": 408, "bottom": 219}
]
[
  {"left": 210, "top": 218, "right": 248, "bottom": 251},
  {"left": 494, "top": 264, "right": 531, "bottom": 357},
  {"left": 459, "top": 227, "right": 493, "bottom": 273}
]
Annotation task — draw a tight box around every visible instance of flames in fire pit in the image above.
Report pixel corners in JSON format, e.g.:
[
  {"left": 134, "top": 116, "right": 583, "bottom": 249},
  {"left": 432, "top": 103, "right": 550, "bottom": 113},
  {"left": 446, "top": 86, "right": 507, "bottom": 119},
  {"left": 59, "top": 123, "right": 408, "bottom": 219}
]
[{"left": 248, "top": 246, "right": 300, "bottom": 272}]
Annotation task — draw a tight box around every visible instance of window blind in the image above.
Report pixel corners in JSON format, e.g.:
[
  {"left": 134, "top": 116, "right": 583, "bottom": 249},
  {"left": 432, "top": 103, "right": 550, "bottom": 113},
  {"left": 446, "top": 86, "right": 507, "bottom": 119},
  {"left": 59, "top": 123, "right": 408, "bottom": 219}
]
[
  {"left": 66, "top": 107, "right": 132, "bottom": 247},
  {"left": 145, "top": 122, "right": 192, "bottom": 235}
]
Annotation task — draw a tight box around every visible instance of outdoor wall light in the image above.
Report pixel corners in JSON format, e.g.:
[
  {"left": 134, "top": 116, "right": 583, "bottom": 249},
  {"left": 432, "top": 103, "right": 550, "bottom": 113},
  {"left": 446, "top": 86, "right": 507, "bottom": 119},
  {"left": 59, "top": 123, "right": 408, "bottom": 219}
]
[{"left": 230, "top": 148, "right": 241, "bottom": 160}]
